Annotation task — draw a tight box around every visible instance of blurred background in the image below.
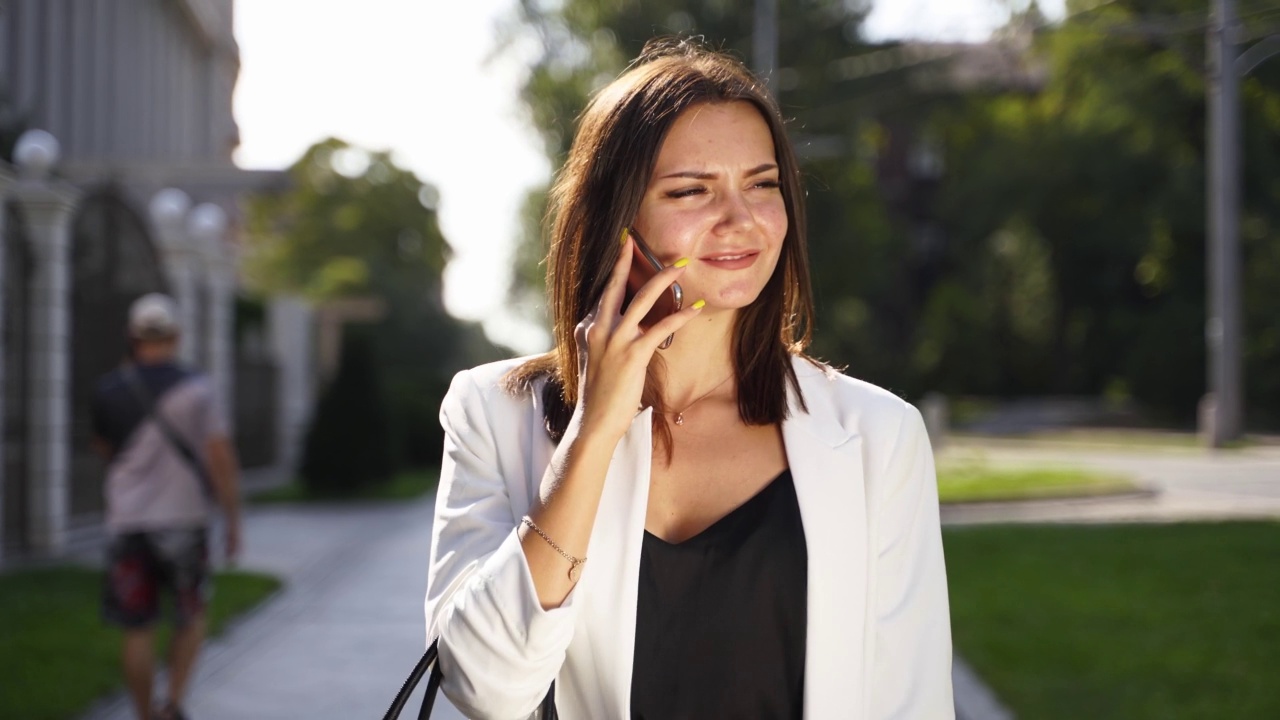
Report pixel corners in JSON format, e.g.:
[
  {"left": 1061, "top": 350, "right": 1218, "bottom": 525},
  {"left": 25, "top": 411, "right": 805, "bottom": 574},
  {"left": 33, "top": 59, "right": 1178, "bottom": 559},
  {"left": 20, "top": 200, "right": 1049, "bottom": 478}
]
[{"left": 1, "top": 0, "right": 1278, "bottom": 719}]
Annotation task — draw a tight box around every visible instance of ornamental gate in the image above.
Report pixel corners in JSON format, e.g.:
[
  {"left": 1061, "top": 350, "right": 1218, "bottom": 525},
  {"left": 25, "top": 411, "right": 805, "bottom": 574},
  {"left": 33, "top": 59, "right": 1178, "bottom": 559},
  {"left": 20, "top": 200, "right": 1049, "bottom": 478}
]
[{"left": 68, "top": 188, "right": 168, "bottom": 522}]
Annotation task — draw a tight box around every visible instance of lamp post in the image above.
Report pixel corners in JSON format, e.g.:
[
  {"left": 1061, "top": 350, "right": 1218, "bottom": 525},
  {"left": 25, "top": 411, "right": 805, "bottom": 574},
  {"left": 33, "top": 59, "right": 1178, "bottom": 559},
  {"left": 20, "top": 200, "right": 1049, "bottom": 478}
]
[
  {"left": 12, "top": 129, "right": 80, "bottom": 554},
  {"left": 1205, "top": 0, "right": 1280, "bottom": 447},
  {"left": 754, "top": 0, "right": 778, "bottom": 90},
  {"left": 188, "top": 202, "right": 233, "bottom": 421},
  {"left": 149, "top": 188, "right": 200, "bottom": 364},
  {"left": 0, "top": 158, "right": 13, "bottom": 562}
]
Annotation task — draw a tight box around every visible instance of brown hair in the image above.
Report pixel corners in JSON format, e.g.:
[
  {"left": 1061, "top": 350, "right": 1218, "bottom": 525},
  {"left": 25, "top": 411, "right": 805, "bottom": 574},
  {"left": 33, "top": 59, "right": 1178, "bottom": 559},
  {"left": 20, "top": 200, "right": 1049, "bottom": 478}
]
[{"left": 505, "top": 36, "right": 815, "bottom": 458}]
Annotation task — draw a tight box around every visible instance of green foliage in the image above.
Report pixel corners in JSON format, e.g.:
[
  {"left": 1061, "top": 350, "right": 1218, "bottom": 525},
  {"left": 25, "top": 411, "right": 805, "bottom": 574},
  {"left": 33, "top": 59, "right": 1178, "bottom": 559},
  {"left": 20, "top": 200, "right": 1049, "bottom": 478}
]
[
  {"left": 243, "top": 138, "right": 449, "bottom": 301},
  {"left": 0, "top": 566, "right": 279, "bottom": 720},
  {"left": 931, "top": 1, "right": 1280, "bottom": 423},
  {"left": 503, "top": 0, "right": 877, "bottom": 305},
  {"left": 299, "top": 328, "right": 394, "bottom": 494},
  {"left": 245, "top": 138, "right": 509, "bottom": 469},
  {"left": 505, "top": 0, "right": 1280, "bottom": 428},
  {"left": 945, "top": 522, "right": 1280, "bottom": 719}
]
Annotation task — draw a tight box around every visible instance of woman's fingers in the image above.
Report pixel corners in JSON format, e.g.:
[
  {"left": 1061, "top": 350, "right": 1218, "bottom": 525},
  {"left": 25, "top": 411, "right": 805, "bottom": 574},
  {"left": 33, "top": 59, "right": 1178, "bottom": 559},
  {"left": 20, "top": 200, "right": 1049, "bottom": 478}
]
[
  {"left": 641, "top": 297, "right": 706, "bottom": 351},
  {"left": 596, "top": 228, "right": 634, "bottom": 328}
]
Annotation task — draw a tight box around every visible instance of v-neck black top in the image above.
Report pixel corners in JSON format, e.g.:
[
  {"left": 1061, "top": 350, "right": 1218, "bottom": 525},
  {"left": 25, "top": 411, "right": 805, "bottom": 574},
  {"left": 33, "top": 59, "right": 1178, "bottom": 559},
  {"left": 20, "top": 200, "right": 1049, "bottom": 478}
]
[{"left": 630, "top": 469, "right": 808, "bottom": 720}]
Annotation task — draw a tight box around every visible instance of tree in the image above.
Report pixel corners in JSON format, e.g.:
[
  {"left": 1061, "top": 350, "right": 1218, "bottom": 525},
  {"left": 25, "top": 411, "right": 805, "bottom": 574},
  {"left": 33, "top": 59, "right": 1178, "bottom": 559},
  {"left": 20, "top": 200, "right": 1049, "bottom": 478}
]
[
  {"left": 243, "top": 138, "right": 450, "bottom": 300},
  {"left": 245, "top": 138, "right": 509, "bottom": 472},
  {"left": 932, "top": 0, "right": 1280, "bottom": 423},
  {"left": 299, "top": 326, "right": 393, "bottom": 494},
  {"left": 503, "top": 0, "right": 1280, "bottom": 428}
]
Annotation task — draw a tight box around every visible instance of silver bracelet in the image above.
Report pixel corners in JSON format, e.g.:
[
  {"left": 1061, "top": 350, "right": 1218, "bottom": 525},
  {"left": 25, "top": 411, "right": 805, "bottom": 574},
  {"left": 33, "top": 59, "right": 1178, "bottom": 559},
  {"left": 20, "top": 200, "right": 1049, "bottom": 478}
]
[{"left": 521, "top": 516, "right": 586, "bottom": 582}]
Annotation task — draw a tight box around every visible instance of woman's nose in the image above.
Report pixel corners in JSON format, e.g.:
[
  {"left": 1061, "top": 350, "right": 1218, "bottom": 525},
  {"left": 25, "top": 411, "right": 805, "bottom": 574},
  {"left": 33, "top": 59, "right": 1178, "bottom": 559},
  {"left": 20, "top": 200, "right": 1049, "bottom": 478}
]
[{"left": 715, "top": 188, "right": 756, "bottom": 234}]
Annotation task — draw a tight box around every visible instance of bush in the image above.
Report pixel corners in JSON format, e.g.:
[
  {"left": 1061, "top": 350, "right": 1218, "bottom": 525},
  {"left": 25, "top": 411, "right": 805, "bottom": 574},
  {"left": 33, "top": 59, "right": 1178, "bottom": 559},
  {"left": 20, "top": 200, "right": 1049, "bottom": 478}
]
[{"left": 299, "top": 326, "right": 394, "bottom": 494}]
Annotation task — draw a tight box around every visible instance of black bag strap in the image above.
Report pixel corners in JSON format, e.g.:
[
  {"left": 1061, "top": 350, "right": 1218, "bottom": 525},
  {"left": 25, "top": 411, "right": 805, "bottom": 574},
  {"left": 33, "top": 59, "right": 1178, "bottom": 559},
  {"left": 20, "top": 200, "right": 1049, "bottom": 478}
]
[
  {"left": 382, "top": 638, "right": 557, "bottom": 720},
  {"left": 121, "top": 364, "right": 214, "bottom": 498}
]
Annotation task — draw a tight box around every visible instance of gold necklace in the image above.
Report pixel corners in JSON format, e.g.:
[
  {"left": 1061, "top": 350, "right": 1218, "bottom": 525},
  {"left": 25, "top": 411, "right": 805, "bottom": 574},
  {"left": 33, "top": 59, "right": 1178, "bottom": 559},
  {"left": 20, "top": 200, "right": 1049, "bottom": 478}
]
[{"left": 663, "top": 373, "right": 734, "bottom": 426}]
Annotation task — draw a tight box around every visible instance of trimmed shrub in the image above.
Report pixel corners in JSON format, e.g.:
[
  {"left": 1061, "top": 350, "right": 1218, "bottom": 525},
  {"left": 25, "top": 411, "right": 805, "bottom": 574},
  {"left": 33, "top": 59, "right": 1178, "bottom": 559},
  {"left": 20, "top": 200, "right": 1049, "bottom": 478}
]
[{"left": 299, "top": 326, "right": 394, "bottom": 494}]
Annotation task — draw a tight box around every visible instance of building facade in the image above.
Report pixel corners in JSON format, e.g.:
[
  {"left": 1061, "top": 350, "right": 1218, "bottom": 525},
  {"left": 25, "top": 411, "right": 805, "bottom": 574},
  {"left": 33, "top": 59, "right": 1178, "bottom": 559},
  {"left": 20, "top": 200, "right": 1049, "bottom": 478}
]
[{"left": 0, "top": 0, "right": 298, "bottom": 558}]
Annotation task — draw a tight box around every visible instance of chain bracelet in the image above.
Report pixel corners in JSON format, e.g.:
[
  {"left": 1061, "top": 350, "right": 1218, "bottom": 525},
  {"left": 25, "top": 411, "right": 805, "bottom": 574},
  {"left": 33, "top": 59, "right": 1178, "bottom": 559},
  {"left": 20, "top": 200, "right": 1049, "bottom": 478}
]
[{"left": 521, "top": 516, "right": 586, "bottom": 582}]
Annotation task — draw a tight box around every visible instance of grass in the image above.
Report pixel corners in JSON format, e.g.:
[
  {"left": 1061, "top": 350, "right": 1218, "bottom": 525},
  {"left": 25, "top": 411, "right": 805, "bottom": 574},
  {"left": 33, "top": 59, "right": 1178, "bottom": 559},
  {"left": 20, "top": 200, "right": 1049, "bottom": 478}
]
[
  {"left": 0, "top": 566, "right": 281, "bottom": 720},
  {"left": 945, "top": 522, "right": 1280, "bottom": 719},
  {"left": 251, "top": 469, "right": 438, "bottom": 504},
  {"left": 937, "top": 464, "right": 1136, "bottom": 503}
]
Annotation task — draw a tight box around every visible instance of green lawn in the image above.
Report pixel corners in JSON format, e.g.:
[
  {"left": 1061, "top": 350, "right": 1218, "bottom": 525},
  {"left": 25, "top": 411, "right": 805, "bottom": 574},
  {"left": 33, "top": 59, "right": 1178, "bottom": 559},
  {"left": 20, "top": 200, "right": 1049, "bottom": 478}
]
[
  {"left": 251, "top": 469, "right": 438, "bottom": 504},
  {"left": 945, "top": 522, "right": 1280, "bottom": 719},
  {"left": 937, "top": 464, "right": 1135, "bottom": 503},
  {"left": 0, "top": 566, "right": 280, "bottom": 720}
]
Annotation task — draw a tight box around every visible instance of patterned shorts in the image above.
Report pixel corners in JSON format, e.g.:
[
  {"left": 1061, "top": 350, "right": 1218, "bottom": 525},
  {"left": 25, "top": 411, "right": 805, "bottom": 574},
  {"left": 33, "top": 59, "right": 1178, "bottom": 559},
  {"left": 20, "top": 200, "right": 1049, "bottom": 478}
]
[{"left": 103, "top": 528, "right": 210, "bottom": 629}]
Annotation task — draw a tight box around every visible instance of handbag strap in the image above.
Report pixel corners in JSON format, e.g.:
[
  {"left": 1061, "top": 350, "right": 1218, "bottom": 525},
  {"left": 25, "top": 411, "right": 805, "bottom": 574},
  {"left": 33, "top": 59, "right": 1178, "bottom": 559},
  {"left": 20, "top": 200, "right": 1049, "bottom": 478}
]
[
  {"left": 120, "top": 364, "right": 214, "bottom": 498},
  {"left": 383, "top": 639, "right": 557, "bottom": 720}
]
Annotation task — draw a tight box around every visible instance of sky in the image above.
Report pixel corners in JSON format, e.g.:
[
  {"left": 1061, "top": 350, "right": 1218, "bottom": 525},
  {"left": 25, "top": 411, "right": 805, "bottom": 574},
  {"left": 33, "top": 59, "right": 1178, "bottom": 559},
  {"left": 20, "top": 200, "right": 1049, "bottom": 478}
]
[{"left": 233, "top": 0, "right": 1066, "bottom": 354}]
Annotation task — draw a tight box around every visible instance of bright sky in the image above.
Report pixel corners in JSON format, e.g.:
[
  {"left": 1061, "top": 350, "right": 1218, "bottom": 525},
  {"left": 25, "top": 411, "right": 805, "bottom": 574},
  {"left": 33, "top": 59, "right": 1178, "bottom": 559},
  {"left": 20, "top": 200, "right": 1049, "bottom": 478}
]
[{"left": 233, "top": 0, "right": 1065, "bottom": 354}]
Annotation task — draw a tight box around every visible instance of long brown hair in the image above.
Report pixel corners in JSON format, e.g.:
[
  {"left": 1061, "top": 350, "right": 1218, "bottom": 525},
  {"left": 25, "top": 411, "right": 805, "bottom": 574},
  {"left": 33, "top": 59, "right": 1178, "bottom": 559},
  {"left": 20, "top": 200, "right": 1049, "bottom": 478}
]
[{"left": 505, "top": 36, "right": 815, "bottom": 457}]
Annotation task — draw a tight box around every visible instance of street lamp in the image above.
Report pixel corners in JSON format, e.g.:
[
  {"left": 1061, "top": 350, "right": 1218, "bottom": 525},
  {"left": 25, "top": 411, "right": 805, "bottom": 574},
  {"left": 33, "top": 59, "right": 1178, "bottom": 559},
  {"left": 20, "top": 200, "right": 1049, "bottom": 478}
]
[
  {"left": 148, "top": 188, "right": 192, "bottom": 236},
  {"left": 13, "top": 129, "right": 60, "bottom": 180},
  {"left": 187, "top": 202, "right": 227, "bottom": 248}
]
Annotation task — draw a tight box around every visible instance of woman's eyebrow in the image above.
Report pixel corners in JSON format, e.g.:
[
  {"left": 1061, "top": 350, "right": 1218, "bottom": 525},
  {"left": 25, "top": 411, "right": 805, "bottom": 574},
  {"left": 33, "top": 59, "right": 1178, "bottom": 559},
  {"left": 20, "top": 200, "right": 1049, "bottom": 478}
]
[{"left": 656, "top": 163, "right": 778, "bottom": 181}]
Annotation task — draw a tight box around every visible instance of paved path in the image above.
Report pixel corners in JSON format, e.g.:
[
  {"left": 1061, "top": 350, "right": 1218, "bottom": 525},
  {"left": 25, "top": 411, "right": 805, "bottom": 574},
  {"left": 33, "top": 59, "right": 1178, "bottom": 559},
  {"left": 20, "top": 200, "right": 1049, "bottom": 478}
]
[
  {"left": 938, "top": 441, "right": 1280, "bottom": 526},
  {"left": 81, "top": 498, "right": 468, "bottom": 720}
]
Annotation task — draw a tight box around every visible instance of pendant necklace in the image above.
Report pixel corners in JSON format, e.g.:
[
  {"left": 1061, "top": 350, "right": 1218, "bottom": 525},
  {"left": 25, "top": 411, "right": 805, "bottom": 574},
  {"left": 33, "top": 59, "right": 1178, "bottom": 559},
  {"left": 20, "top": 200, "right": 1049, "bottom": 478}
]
[{"left": 666, "top": 373, "right": 734, "bottom": 426}]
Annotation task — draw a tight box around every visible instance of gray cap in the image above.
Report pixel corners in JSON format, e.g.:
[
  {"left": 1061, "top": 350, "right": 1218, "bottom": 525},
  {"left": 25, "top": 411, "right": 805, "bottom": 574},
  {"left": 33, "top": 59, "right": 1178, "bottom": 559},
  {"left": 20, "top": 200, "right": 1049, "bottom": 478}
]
[{"left": 128, "top": 293, "right": 180, "bottom": 339}]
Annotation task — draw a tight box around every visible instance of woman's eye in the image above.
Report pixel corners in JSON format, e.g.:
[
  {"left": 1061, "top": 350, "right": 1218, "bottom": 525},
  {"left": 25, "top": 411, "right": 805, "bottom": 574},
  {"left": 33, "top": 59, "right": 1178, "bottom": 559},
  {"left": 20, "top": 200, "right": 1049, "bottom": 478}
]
[
  {"left": 754, "top": 179, "right": 781, "bottom": 190},
  {"left": 666, "top": 187, "right": 706, "bottom": 199}
]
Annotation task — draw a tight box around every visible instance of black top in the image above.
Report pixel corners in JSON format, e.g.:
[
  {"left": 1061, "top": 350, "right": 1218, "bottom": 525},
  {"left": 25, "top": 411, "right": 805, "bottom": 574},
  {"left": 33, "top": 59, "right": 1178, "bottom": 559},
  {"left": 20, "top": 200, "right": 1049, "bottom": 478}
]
[{"left": 631, "top": 469, "right": 808, "bottom": 720}]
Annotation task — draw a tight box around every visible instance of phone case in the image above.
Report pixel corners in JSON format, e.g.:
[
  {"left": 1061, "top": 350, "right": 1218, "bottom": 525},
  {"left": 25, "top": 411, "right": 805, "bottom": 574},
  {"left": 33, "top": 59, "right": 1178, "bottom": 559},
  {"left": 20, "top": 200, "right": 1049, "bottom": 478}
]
[{"left": 624, "top": 229, "right": 682, "bottom": 349}]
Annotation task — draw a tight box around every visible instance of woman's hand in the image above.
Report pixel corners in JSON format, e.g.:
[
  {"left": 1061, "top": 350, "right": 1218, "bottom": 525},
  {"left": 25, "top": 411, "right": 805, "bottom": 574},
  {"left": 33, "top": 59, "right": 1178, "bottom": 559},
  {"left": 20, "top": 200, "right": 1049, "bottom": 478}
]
[
  {"left": 573, "top": 230, "right": 705, "bottom": 443},
  {"left": 522, "top": 229, "right": 702, "bottom": 608}
]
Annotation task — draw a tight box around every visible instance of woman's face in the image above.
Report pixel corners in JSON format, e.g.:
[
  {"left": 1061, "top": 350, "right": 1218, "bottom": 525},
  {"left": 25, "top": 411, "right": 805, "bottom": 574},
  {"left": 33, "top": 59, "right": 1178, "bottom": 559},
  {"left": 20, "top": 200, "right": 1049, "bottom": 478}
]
[{"left": 631, "top": 101, "right": 787, "bottom": 315}]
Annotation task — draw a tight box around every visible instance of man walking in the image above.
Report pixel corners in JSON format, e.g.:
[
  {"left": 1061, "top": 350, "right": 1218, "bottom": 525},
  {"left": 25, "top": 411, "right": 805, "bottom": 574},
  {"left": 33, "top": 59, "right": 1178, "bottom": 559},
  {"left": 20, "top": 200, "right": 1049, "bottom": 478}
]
[{"left": 90, "top": 293, "right": 243, "bottom": 720}]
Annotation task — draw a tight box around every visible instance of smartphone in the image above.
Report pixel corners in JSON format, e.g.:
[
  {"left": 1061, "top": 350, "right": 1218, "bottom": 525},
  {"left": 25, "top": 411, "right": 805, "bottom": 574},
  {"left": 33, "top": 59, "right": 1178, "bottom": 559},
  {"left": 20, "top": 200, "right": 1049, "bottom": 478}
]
[{"left": 623, "top": 228, "right": 683, "bottom": 350}]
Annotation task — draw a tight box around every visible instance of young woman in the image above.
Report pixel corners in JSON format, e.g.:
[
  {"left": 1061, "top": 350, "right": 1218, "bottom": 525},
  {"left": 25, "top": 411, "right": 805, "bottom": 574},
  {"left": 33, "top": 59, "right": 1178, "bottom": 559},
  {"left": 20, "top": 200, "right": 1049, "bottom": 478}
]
[{"left": 424, "top": 37, "right": 953, "bottom": 719}]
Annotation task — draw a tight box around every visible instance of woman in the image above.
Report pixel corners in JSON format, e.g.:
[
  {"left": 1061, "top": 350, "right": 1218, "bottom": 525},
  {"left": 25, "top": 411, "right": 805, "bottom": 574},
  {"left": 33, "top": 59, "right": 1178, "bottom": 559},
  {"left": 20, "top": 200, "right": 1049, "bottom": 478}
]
[{"left": 425, "top": 37, "right": 953, "bottom": 719}]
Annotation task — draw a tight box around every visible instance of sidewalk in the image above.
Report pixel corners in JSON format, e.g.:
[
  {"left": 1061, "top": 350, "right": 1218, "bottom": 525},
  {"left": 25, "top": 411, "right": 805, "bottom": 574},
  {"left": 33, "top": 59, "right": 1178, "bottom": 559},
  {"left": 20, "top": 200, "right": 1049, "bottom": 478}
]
[
  {"left": 80, "top": 497, "right": 469, "bottom": 720},
  {"left": 937, "top": 440, "right": 1280, "bottom": 525}
]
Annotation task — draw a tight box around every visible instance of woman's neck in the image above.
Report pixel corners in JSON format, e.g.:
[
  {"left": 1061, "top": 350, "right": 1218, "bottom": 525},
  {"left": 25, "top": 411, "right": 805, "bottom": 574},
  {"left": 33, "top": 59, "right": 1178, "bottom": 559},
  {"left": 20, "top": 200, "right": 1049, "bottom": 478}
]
[{"left": 649, "top": 308, "right": 736, "bottom": 407}]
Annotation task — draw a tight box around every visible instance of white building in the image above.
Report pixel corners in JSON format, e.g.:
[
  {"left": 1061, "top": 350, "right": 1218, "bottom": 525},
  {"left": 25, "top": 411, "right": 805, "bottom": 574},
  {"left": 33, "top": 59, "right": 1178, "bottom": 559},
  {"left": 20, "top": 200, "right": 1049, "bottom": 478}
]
[{"left": 0, "top": 0, "right": 311, "bottom": 558}]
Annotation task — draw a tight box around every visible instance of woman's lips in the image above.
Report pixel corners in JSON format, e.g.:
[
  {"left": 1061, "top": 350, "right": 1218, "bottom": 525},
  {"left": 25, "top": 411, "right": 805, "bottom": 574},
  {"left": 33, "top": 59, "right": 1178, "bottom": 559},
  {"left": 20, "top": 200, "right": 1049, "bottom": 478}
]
[{"left": 700, "top": 251, "right": 759, "bottom": 270}]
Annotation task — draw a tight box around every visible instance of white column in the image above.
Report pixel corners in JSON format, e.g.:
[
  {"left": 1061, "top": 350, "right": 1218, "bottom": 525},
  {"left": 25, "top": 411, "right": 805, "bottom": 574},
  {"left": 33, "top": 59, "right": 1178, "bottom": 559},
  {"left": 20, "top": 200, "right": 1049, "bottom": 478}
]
[
  {"left": 148, "top": 189, "right": 199, "bottom": 364},
  {"left": 0, "top": 167, "right": 14, "bottom": 561},
  {"left": 12, "top": 130, "right": 80, "bottom": 555},
  {"left": 268, "top": 296, "right": 315, "bottom": 473},
  {"left": 190, "top": 203, "right": 233, "bottom": 424}
]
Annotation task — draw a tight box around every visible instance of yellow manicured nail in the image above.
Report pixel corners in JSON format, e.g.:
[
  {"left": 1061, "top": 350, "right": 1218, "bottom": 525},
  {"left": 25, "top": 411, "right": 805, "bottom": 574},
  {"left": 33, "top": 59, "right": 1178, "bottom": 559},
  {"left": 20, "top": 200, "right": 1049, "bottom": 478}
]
[
  {"left": 620, "top": 228, "right": 629, "bottom": 246},
  {"left": 691, "top": 299, "right": 706, "bottom": 310},
  {"left": 673, "top": 257, "right": 690, "bottom": 268}
]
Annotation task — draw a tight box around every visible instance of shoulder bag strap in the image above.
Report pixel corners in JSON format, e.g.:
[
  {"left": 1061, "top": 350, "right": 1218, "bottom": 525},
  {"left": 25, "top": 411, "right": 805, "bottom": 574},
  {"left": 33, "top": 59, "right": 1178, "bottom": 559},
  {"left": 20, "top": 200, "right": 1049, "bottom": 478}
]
[{"left": 121, "top": 364, "right": 214, "bottom": 498}]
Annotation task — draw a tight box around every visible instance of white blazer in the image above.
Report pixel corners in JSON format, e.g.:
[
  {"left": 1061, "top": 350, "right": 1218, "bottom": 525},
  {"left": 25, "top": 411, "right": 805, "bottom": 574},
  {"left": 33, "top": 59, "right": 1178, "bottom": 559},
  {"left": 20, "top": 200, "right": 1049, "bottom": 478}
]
[{"left": 425, "top": 356, "right": 953, "bottom": 720}]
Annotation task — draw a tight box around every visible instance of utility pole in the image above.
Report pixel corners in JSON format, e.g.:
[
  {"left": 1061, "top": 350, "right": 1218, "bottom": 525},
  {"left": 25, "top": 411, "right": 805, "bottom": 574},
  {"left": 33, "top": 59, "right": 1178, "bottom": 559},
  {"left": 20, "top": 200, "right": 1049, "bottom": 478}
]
[
  {"left": 754, "top": 0, "right": 778, "bottom": 90},
  {"left": 1207, "top": 0, "right": 1243, "bottom": 447}
]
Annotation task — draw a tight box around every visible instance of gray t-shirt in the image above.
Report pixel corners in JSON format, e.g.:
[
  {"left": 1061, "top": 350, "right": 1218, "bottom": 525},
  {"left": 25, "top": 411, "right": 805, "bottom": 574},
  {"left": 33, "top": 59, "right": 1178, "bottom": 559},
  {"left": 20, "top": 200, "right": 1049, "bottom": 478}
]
[{"left": 91, "top": 362, "right": 228, "bottom": 533}]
